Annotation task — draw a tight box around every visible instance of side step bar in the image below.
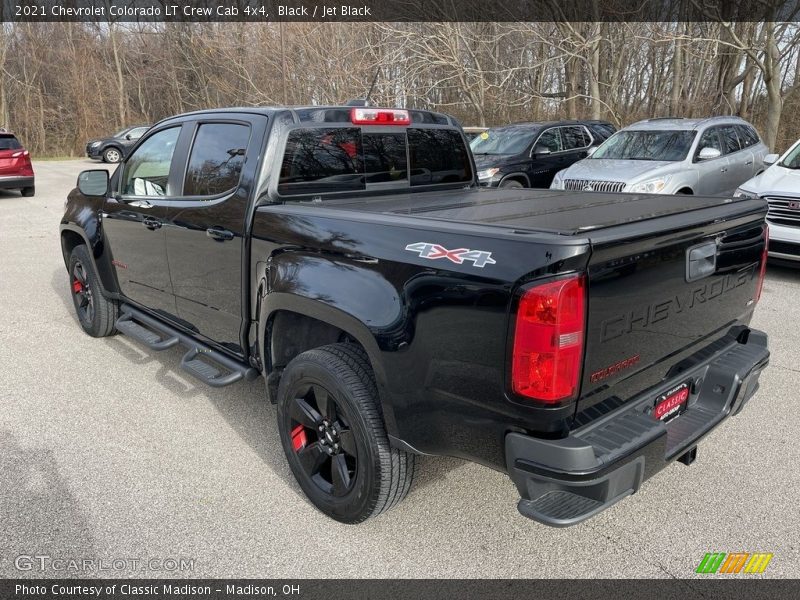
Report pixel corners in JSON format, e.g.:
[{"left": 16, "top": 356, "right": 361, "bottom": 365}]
[{"left": 115, "top": 305, "right": 258, "bottom": 388}]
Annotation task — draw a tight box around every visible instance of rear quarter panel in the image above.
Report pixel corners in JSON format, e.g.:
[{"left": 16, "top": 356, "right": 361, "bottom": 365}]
[{"left": 250, "top": 204, "right": 590, "bottom": 468}]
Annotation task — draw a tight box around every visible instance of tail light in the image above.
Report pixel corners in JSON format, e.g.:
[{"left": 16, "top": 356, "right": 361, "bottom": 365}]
[
  {"left": 511, "top": 274, "right": 586, "bottom": 404},
  {"left": 756, "top": 224, "right": 769, "bottom": 303},
  {"left": 351, "top": 108, "right": 410, "bottom": 126}
]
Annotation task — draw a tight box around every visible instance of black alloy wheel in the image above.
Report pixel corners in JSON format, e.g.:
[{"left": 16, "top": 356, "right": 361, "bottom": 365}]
[{"left": 287, "top": 383, "right": 358, "bottom": 497}]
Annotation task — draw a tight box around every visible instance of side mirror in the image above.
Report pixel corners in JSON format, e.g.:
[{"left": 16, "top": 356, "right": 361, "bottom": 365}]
[
  {"left": 77, "top": 170, "right": 109, "bottom": 196},
  {"left": 125, "top": 134, "right": 132, "bottom": 140},
  {"left": 698, "top": 147, "right": 722, "bottom": 161},
  {"left": 586, "top": 146, "right": 598, "bottom": 157},
  {"left": 533, "top": 146, "right": 551, "bottom": 157},
  {"left": 763, "top": 153, "right": 779, "bottom": 166}
]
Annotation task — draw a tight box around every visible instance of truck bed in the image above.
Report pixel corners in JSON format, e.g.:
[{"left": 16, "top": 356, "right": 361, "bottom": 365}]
[{"left": 320, "top": 187, "right": 765, "bottom": 236}]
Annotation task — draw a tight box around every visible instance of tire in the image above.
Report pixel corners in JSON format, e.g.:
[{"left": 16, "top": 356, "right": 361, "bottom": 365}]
[
  {"left": 102, "top": 147, "right": 122, "bottom": 163},
  {"left": 500, "top": 179, "right": 524, "bottom": 189},
  {"left": 21, "top": 186, "right": 35, "bottom": 197},
  {"left": 68, "top": 245, "right": 118, "bottom": 337},
  {"left": 276, "top": 343, "right": 415, "bottom": 524}
]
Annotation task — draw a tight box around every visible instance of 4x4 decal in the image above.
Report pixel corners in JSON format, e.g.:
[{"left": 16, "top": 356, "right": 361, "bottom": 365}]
[{"left": 405, "top": 242, "right": 496, "bottom": 268}]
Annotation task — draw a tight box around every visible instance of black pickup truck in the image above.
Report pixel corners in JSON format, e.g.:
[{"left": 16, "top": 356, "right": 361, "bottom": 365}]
[{"left": 61, "top": 105, "right": 770, "bottom": 526}]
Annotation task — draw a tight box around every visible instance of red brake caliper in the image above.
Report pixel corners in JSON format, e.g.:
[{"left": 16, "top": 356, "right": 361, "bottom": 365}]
[
  {"left": 290, "top": 425, "right": 307, "bottom": 452},
  {"left": 72, "top": 279, "right": 83, "bottom": 294}
]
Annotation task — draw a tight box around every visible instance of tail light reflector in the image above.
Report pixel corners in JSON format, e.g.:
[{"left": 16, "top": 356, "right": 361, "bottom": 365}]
[
  {"left": 511, "top": 274, "right": 586, "bottom": 404},
  {"left": 351, "top": 108, "right": 410, "bottom": 126},
  {"left": 756, "top": 224, "right": 768, "bottom": 303}
]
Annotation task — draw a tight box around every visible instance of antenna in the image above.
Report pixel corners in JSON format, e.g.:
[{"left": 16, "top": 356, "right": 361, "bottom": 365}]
[
  {"left": 344, "top": 69, "right": 381, "bottom": 107},
  {"left": 363, "top": 69, "right": 380, "bottom": 107}
]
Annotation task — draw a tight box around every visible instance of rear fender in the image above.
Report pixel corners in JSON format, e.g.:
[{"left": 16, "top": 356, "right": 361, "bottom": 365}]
[{"left": 256, "top": 252, "right": 401, "bottom": 436}]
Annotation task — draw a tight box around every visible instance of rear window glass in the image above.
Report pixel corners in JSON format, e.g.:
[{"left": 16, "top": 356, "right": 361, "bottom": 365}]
[
  {"left": 0, "top": 136, "right": 22, "bottom": 150},
  {"left": 408, "top": 129, "right": 471, "bottom": 186},
  {"left": 363, "top": 132, "right": 408, "bottom": 183},
  {"left": 278, "top": 127, "right": 471, "bottom": 196},
  {"left": 279, "top": 128, "right": 365, "bottom": 196}
]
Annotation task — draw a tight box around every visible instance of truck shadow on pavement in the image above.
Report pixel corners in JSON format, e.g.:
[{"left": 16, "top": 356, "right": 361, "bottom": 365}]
[
  {"left": 50, "top": 267, "right": 467, "bottom": 511},
  {"left": 0, "top": 431, "right": 98, "bottom": 578}
]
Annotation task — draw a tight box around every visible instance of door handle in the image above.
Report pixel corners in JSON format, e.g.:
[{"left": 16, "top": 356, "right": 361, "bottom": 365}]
[
  {"left": 206, "top": 227, "right": 234, "bottom": 241},
  {"left": 745, "top": 160, "right": 753, "bottom": 166},
  {"left": 720, "top": 167, "right": 728, "bottom": 173},
  {"left": 129, "top": 199, "right": 153, "bottom": 209},
  {"left": 142, "top": 217, "right": 162, "bottom": 230}
]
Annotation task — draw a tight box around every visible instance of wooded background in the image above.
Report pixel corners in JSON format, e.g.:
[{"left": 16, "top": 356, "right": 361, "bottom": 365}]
[{"left": 2, "top": 19, "right": 800, "bottom": 156}]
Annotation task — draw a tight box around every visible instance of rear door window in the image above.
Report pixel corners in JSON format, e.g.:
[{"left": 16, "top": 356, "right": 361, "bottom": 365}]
[
  {"left": 719, "top": 125, "right": 741, "bottom": 154},
  {"left": 0, "top": 135, "right": 22, "bottom": 150},
  {"left": 183, "top": 123, "right": 251, "bottom": 196}
]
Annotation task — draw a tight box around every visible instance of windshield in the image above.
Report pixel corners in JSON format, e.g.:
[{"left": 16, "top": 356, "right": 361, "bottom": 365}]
[
  {"left": 113, "top": 128, "right": 129, "bottom": 138},
  {"left": 593, "top": 130, "right": 696, "bottom": 161},
  {"left": 470, "top": 129, "right": 537, "bottom": 155},
  {"left": 780, "top": 143, "right": 800, "bottom": 169}
]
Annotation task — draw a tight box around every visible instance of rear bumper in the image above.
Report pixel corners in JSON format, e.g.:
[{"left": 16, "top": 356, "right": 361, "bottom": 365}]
[
  {"left": 0, "top": 175, "right": 34, "bottom": 190},
  {"left": 506, "top": 329, "right": 769, "bottom": 527}
]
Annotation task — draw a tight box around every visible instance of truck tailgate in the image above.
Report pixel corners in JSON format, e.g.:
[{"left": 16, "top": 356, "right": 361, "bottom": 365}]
[{"left": 577, "top": 199, "right": 768, "bottom": 414}]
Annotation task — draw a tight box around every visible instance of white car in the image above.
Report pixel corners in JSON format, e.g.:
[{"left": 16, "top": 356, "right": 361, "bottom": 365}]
[{"left": 735, "top": 140, "right": 800, "bottom": 263}]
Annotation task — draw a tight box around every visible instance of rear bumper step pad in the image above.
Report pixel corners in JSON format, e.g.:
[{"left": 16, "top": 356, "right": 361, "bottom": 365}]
[{"left": 115, "top": 305, "right": 258, "bottom": 388}]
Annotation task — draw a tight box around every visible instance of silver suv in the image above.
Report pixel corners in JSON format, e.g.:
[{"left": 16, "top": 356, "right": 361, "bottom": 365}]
[{"left": 550, "top": 116, "right": 768, "bottom": 196}]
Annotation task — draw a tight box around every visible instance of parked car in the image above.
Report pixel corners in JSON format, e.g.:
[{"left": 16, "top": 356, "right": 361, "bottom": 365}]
[
  {"left": 86, "top": 125, "right": 150, "bottom": 163},
  {"left": 470, "top": 120, "right": 616, "bottom": 188},
  {"left": 551, "top": 116, "right": 768, "bottom": 196},
  {"left": 735, "top": 139, "right": 800, "bottom": 263},
  {"left": 62, "top": 105, "right": 769, "bottom": 527},
  {"left": 462, "top": 126, "right": 488, "bottom": 141},
  {"left": 0, "top": 130, "right": 35, "bottom": 197}
]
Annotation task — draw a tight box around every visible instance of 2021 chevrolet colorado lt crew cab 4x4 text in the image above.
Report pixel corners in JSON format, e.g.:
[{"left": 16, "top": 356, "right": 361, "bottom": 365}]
[{"left": 61, "top": 105, "right": 770, "bottom": 526}]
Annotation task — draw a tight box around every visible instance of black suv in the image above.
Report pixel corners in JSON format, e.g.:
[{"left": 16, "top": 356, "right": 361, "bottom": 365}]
[
  {"left": 471, "top": 120, "right": 616, "bottom": 188},
  {"left": 86, "top": 125, "right": 150, "bottom": 163}
]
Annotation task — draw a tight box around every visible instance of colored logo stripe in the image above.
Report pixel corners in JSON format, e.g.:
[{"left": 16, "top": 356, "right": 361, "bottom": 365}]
[
  {"left": 696, "top": 552, "right": 773, "bottom": 574},
  {"left": 744, "top": 553, "right": 773, "bottom": 573},
  {"left": 697, "top": 553, "right": 726, "bottom": 573}
]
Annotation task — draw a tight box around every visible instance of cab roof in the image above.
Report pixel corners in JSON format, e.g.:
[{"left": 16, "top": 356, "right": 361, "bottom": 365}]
[{"left": 156, "top": 106, "right": 458, "bottom": 127}]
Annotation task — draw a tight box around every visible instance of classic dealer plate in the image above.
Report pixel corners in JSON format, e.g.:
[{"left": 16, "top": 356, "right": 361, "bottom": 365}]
[{"left": 653, "top": 382, "right": 690, "bottom": 422}]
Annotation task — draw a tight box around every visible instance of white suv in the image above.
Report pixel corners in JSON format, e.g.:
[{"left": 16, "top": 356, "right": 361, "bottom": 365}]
[
  {"left": 735, "top": 140, "right": 800, "bottom": 263},
  {"left": 551, "top": 116, "right": 768, "bottom": 196}
]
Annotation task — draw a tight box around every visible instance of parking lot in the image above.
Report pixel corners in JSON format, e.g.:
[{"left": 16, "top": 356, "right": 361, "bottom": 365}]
[{"left": 1, "top": 159, "right": 798, "bottom": 579}]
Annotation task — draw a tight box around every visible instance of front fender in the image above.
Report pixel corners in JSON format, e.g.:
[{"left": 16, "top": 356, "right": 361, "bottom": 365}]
[{"left": 60, "top": 188, "right": 120, "bottom": 295}]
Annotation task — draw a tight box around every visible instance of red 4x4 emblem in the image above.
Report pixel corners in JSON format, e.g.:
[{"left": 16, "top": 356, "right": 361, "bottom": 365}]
[{"left": 405, "top": 242, "right": 497, "bottom": 268}]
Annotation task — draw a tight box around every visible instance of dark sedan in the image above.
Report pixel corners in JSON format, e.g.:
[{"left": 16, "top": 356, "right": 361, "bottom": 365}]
[
  {"left": 470, "top": 120, "right": 616, "bottom": 188},
  {"left": 86, "top": 125, "right": 150, "bottom": 163}
]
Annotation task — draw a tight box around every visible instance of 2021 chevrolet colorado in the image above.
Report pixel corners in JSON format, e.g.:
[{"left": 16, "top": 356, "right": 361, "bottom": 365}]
[{"left": 61, "top": 105, "right": 770, "bottom": 526}]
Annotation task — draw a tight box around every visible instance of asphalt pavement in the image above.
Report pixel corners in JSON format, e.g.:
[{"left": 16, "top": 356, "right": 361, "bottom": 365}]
[{"left": 0, "top": 160, "right": 797, "bottom": 579}]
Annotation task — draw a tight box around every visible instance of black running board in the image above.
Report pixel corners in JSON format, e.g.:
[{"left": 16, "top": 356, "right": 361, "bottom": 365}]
[{"left": 115, "top": 305, "right": 258, "bottom": 388}]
